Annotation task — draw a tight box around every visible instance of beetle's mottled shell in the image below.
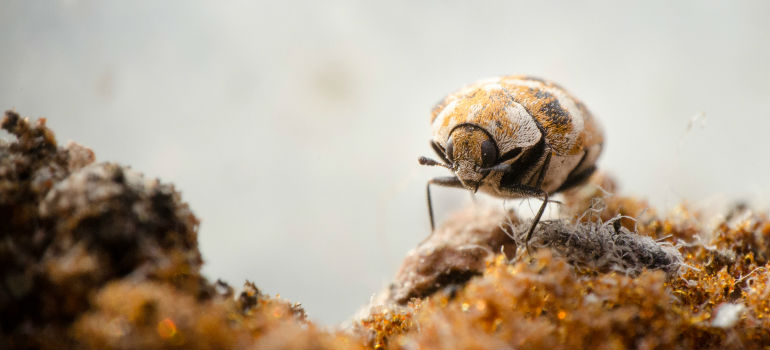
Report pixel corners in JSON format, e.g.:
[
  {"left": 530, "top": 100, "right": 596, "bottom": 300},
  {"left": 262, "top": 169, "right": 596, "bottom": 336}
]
[{"left": 430, "top": 75, "right": 603, "bottom": 196}]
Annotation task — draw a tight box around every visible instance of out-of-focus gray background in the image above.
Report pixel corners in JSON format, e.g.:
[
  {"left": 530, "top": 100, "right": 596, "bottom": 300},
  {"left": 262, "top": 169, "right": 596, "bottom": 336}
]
[{"left": 1, "top": 1, "right": 768, "bottom": 324}]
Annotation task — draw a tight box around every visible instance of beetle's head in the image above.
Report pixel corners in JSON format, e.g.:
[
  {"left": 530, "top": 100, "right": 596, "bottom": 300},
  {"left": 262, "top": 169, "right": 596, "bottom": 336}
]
[{"left": 445, "top": 125, "right": 497, "bottom": 191}]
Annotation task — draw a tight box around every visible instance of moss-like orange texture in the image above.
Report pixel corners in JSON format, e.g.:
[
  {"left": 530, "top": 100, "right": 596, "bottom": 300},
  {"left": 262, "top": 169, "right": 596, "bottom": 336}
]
[
  {"left": 363, "top": 175, "right": 770, "bottom": 349},
  {"left": 1, "top": 110, "right": 768, "bottom": 349}
]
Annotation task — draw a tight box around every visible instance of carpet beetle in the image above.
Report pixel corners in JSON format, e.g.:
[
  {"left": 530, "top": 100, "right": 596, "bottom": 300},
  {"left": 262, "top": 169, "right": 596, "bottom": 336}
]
[{"left": 419, "top": 75, "right": 603, "bottom": 248}]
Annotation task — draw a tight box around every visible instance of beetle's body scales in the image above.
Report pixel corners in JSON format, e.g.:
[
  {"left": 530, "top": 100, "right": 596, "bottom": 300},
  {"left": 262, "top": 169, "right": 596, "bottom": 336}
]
[{"left": 419, "top": 75, "right": 604, "bottom": 248}]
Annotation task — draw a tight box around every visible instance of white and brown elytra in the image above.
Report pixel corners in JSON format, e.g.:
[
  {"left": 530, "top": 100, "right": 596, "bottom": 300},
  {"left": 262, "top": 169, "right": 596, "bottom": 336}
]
[{"left": 419, "top": 75, "right": 604, "bottom": 249}]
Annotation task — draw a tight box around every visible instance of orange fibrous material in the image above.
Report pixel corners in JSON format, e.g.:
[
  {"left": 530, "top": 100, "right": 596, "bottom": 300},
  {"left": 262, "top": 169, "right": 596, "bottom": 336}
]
[
  {"left": 360, "top": 173, "right": 770, "bottom": 349},
  {"left": 357, "top": 305, "right": 417, "bottom": 349},
  {"left": 2, "top": 110, "right": 769, "bottom": 349}
]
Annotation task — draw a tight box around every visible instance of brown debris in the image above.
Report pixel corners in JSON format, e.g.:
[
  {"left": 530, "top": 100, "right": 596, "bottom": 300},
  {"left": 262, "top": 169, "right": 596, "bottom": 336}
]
[
  {"left": 72, "top": 279, "right": 354, "bottom": 349},
  {"left": 2, "top": 110, "right": 770, "bottom": 349},
  {"left": 0, "top": 111, "right": 207, "bottom": 347},
  {"left": 0, "top": 111, "right": 367, "bottom": 349},
  {"left": 381, "top": 205, "right": 518, "bottom": 305},
  {"left": 359, "top": 175, "right": 770, "bottom": 349},
  {"left": 372, "top": 191, "right": 683, "bottom": 309}
]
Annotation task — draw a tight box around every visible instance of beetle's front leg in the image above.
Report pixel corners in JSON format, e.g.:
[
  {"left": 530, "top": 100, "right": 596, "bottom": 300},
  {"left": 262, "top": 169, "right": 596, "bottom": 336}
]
[{"left": 425, "top": 176, "right": 464, "bottom": 231}]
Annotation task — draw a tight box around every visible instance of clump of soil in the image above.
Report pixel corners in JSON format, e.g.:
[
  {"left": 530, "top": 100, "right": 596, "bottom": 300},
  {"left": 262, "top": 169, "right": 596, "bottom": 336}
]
[
  {"left": 2, "top": 110, "right": 769, "bottom": 349},
  {"left": 0, "top": 111, "right": 362, "bottom": 349}
]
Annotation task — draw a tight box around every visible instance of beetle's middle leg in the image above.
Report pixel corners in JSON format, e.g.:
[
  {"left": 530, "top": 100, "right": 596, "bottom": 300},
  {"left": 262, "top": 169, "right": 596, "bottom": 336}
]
[
  {"left": 425, "top": 176, "right": 464, "bottom": 231},
  {"left": 498, "top": 152, "right": 553, "bottom": 254},
  {"left": 496, "top": 183, "right": 548, "bottom": 254}
]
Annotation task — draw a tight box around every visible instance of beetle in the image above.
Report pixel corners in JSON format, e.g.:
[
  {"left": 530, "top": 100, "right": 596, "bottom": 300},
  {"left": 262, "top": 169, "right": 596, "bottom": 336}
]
[{"left": 418, "top": 75, "right": 604, "bottom": 248}]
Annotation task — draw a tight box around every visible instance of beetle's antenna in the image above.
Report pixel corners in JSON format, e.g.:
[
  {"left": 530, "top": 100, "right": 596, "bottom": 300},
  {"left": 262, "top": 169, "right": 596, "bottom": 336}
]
[{"left": 418, "top": 156, "right": 451, "bottom": 170}]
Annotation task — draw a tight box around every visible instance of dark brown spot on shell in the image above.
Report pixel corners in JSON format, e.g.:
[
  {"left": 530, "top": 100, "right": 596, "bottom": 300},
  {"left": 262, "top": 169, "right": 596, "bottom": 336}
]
[{"left": 540, "top": 99, "right": 570, "bottom": 126}]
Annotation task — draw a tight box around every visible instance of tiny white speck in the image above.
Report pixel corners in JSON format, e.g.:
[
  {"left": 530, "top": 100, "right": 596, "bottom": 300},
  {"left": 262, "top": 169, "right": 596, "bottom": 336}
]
[{"left": 711, "top": 303, "right": 745, "bottom": 328}]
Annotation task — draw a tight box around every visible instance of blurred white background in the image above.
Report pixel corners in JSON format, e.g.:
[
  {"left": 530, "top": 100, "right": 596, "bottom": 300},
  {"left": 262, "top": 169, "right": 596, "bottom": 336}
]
[{"left": 1, "top": 1, "right": 768, "bottom": 324}]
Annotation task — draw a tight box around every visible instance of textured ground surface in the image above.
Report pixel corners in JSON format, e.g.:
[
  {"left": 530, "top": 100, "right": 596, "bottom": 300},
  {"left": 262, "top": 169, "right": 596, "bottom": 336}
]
[{"left": 1, "top": 110, "right": 768, "bottom": 349}]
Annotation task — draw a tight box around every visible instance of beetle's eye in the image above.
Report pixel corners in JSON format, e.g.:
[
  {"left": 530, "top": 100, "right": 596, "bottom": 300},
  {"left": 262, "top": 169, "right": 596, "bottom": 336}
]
[
  {"left": 480, "top": 139, "right": 497, "bottom": 168},
  {"left": 445, "top": 138, "right": 454, "bottom": 160}
]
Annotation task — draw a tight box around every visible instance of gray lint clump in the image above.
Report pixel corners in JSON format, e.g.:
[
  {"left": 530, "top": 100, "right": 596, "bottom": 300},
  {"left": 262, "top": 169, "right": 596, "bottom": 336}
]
[
  {"left": 367, "top": 204, "right": 684, "bottom": 313},
  {"left": 510, "top": 216, "right": 683, "bottom": 276}
]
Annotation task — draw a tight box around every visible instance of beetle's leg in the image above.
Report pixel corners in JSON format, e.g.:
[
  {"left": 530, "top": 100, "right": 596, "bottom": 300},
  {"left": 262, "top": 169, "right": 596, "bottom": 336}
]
[
  {"left": 521, "top": 152, "right": 553, "bottom": 253},
  {"left": 496, "top": 183, "right": 549, "bottom": 255},
  {"left": 426, "top": 176, "right": 464, "bottom": 231},
  {"left": 525, "top": 191, "right": 548, "bottom": 254}
]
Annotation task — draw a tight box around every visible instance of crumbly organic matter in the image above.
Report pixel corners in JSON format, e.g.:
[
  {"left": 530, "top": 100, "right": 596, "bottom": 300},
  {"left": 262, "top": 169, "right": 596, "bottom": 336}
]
[
  {"left": 378, "top": 205, "right": 519, "bottom": 305},
  {"left": 1, "top": 110, "right": 769, "bottom": 349},
  {"left": 358, "top": 173, "right": 769, "bottom": 349},
  {"left": 0, "top": 111, "right": 364, "bottom": 349}
]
